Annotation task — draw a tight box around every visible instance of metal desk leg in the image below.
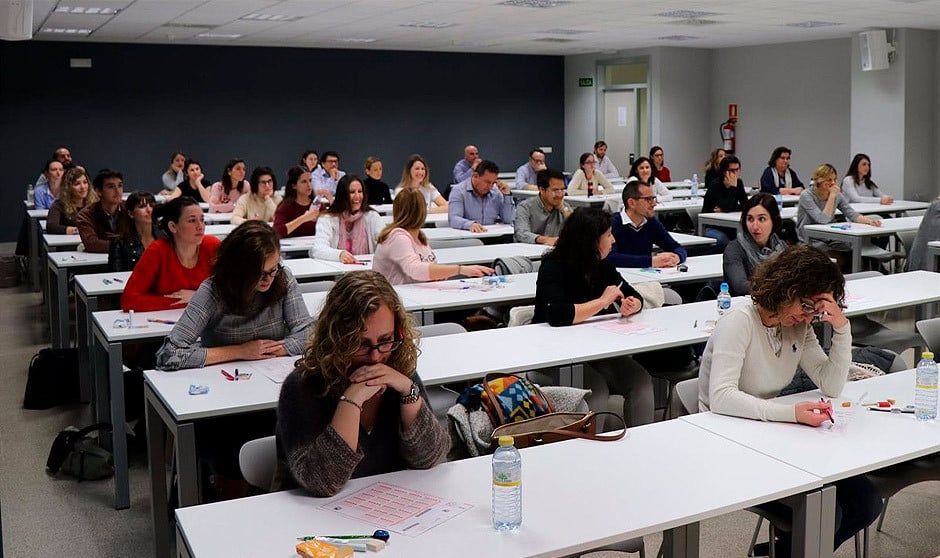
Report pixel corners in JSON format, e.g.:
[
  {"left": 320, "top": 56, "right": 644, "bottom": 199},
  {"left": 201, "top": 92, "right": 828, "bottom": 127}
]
[
  {"left": 176, "top": 524, "right": 194, "bottom": 558},
  {"left": 176, "top": 422, "right": 198, "bottom": 508},
  {"left": 75, "top": 291, "right": 96, "bottom": 403},
  {"left": 787, "top": 485, "right": 836, "bottom": 558},
  {"left": 661, "top": 522, "right": 700, "bottom": 558},
  {"left": 29, "top": 216, "right": 40, "bottom": 291},
  {"left": 146, "top": 384, "right": 172, "bottom": 558},
  {"left": 107, "top": 339, "right": 130, "bottom": 510},
  {"left": 570, "top": 363, "right": 584, "bottom": 389},
  {"left": 851, "top": 239, "right": 862, "bottom": 274},
  {"left": 46, "top": 259, "right": 63, "bottom": 348},
  {"left": 92, "top": 323, "right": 110, "bottom": 428}
]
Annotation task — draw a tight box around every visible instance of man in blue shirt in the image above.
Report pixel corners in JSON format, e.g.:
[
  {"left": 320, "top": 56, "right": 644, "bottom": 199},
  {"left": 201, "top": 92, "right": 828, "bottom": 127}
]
[
  {"left": 513, "top": 148, "right": 546, "bottom": 191},
  {"left": 452, "top": 144, "right": 481, "bottom": 184},
  {"left": 311, "top": 150, "right": 345, "bottom": 197},
  {"left": 448, "top": 160, "right": 515, "bottom": 232},
  {"left": 607, "top": 181, "right": 687, "bottom": 268}
]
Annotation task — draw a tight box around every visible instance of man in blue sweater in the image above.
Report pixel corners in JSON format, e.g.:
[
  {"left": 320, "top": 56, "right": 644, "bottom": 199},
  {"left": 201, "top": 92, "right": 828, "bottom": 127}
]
[{"left": 607, "top": 181, "right": 687, "bottom": 268}]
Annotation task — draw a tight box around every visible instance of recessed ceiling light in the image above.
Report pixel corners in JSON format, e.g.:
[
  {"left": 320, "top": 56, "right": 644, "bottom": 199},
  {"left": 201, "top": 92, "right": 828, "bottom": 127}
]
[
  {"left": 669, "top": 18, "right": 720, "bottom": 26},
  {"left": 658, "top": 35, "right": 700, "bottom": 41},
  {"left": 785, "top": 21, "right": 842, "bottom": 28},
  {"left": 41, "top": 27, "right": 92, "bottom": 34},
  {"left": 240, "top": 13, "right": 304, "bottom": 22},
  {"left": 539, "top": 28, "right": 589, "bottom": 35},
  {"left": 55, "top": 6, "right": 119, "bottom": 15},
  {"left": 196, "top": 33, "right": 243, "bottom": 39},
  {"left": 399, "top": 21, "right": 456, "bottom": 29},
  {"left": 656, "top": 10, "right": 718, "bottom": 18},
  {"left": 533, "top": 37, "right": 576, "bottom": 43},
  {"left": 336, "top": 37, "right": 377, "bottom": 43},
  {"left": 499, "top": 0, "right": 570, "bottom": 7}
]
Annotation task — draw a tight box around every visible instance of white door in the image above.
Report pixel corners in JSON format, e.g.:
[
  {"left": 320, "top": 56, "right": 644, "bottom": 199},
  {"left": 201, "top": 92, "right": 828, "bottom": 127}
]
[{"left": 603, "top": 90, "right": 636, "bottom": 176}]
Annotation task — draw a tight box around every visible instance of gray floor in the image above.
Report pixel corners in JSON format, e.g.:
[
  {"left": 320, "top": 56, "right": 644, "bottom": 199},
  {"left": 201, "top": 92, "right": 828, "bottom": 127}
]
[{"left": 1, "top": 253, "right": 938, "bottom": 557}]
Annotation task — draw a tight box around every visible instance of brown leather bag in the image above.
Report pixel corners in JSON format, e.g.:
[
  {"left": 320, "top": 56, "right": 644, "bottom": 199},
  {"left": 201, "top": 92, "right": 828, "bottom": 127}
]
[{"left": 490, "top": 411, "right": 626, "bottom": 449}]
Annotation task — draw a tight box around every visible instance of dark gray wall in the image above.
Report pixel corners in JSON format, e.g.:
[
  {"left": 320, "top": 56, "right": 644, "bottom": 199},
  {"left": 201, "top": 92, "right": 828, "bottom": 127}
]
[{"left": 0, "top": 41, "right": 564, "bottom": 241}]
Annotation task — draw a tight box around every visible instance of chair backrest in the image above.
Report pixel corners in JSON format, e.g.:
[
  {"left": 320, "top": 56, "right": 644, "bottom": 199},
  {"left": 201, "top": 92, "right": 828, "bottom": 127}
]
[
  {"left": 915, "top": 318, "right": 940, "bottom": 353},
  {"left": 417, "top": 322, "right": 467, "bottom": 338},
  {"left": 493, "top": 256, "right": 534, "bottom": 276},
  {"left": 238, "top": 435, "right": 277, "bottom": 492},
  {"left": 844, "top": 270, "right": 882, "bottom": 281},
  {"left": 508, "top": 305, "right": 535, "bottom": 327},
  {"left": 298, "top": 280, "right": 335, "bottom": 293},
  {"left": 675, "top": 378, "right": 699, "bottom": 414},
  {"left": 428, "top": 238, "right": 484, "bottom": 249}
]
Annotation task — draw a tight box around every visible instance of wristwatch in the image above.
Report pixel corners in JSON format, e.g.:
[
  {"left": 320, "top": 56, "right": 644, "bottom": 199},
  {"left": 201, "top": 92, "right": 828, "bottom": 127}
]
[{"left": 400, "top": 381, "right": 420, "bottom": 405}]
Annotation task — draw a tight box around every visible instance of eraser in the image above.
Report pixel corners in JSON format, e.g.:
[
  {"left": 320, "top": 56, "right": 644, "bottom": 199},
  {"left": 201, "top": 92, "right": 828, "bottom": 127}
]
[
  {"left": 841, "top": 401, "right": 851, "bottom": 407},
  {"left": 364, "top": 539, "right": 386, "bottom": 552}
]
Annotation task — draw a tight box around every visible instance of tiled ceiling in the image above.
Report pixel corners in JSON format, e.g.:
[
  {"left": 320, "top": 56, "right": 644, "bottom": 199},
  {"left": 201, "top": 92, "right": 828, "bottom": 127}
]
[{"left": 27, "top": 0, "right": 940, "bottom": 55}]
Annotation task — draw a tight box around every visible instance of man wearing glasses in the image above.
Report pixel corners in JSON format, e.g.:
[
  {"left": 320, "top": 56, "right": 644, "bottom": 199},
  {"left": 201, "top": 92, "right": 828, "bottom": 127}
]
[
  {"left": 513, "top": 148, "right": 546, "bottom": 191},
  {"left": 312, "top": 151, "right": 346, "bottom": 197},
  {"left": 701, "top": 155, "right": 749, "bottom": 251},
  {"left": 607, "top": 181, "right": 686, "bottom": 268},
  {"left": 514, "top": 169, "right": 571, "bottom": 246}
]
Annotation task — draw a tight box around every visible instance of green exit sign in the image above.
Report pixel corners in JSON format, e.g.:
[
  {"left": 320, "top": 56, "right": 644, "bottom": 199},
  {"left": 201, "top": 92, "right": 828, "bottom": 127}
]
[{"left": 579, "top": 77, "right": 593, "bottom": 87}]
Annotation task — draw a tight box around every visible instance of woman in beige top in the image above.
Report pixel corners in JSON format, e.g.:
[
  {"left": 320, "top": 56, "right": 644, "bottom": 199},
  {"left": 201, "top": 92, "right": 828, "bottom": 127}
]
[
  {"left": 393, "top": 154, "right": 447, "bottom": 214},
  {"left": 567, "top": 152, "right": 614, "bottom": 196},
  {"left": 232, "top": 166, "right": 279, "bottom": 225}
]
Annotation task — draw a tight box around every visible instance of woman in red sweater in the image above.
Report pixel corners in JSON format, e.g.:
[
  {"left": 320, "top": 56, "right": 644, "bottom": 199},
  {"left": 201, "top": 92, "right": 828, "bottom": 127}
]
[
  {"left": 273, "top": 166, "right": 319, "bottom": 238},
  {"left": 121, "top": 196, "right": 221, "bottom": 311}
]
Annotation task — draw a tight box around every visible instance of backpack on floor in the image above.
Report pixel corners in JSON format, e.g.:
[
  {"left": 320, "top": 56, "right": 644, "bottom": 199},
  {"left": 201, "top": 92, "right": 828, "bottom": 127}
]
[
  {"left": 23, "top": 348, "right": 80, "bottom": 409},
  {"left": 46, "top": 423, "right": 114, "bottom": 481}
]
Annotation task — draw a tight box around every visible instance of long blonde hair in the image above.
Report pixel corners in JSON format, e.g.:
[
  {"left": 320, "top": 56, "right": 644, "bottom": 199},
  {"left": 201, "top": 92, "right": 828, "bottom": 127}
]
[
  {"left": 58, "top": 167, "right": 98, "bottom": 218},
  {"left": 377, "top": 189, "right": 427, "bottom": 245},
  {"left": 396, "top": 154, "right": 432, "bottom": 191},
  {"left": 296, "top": 271, "right": 419, "bottom": 397}
]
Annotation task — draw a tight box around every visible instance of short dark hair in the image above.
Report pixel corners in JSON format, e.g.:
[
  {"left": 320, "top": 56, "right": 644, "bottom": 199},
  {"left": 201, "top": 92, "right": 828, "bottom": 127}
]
[
  {"left": 719, "top": 154, "right": 741, "bottom": 175},
  {"left": 548, "top": 207, "right": 612, "bottom": 272},
  {"left": 767, "top": 146, "right": 791, "bottom": 167},
  {"left": 92, "top": 168, "right": 123, "bottom": 191},
  {"left": 249, "top": 166, "right": 277, "bottom": 194},
  {"left": 621, "top": 180, "right": 650, "bottom": 206},
  {"left": 322, "top": 151, "right": 340, "bottom": 162},
  {"left": 739, "top": 193, "right": 782, "bottom": 239},
  {"left": 43, "top": 158, "right": 61, "bottom": 173},
  {"left": 528, "top": 148, "right": 545, "bottom": 159},
  {"left": 329, "top": 174, "right": 370, "bottom": 215},
  {"left": 593, "top": 140, "right": 607, "bottom": 150},
  {"left": 750, "top": 245, "right": 845, "bottom": 313},
  {"left": 475, "top": 160, "right": 499, "bottom": 176},
  {"left": 212, "top": 221, "right": 287, "bottom": 317},
  {"left": 536, "top": 168, "right": 565, "bottom": 190}
]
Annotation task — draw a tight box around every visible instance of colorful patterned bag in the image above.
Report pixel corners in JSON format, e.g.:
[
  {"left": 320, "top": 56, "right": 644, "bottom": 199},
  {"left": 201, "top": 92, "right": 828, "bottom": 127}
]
[{"left": 480, "top": 373, "right": 555, "bottom": 426}]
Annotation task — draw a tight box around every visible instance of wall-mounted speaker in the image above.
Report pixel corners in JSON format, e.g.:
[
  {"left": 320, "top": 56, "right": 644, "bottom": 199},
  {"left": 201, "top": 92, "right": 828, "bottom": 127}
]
[
  {"left": 859, "top": 30, "right": 890, "bottom": 72},
  {"left": 0, "top": 0, "right": 32, "bottom": 41}
]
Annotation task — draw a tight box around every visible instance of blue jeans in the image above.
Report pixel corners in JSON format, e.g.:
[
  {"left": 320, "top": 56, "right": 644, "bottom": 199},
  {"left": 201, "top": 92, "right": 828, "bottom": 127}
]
[{"left": 704, "top": 226, "right": 731, "bottom": 253}]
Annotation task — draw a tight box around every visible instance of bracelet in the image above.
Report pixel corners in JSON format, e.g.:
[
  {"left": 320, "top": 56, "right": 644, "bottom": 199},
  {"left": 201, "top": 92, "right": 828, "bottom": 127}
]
[
  {"left": 338, "top": 395, "right": 362, "bottom": 412},
  {"left": 400, "top": 382, "right": 421, "bottom": 405}
]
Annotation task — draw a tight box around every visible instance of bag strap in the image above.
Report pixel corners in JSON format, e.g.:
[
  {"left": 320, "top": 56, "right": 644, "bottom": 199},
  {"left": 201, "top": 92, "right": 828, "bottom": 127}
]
[
  {"left": 482, "top": 372, "right": 513, "bottom": 424},
  {"left": 72, "top": 422, "right": 112, "bottom": 442},
  {"left": 540, "top": 412, "right": 627, "bottom": 442}
]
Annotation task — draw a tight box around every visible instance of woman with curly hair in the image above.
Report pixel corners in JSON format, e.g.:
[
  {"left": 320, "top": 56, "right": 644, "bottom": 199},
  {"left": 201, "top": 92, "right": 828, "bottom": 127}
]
[
  {"left": 699, "top": 245, "right": 881, "bottom": 556},
  {"left": 274, "top": 270, "right": 450, "bottom": 496},
  {"left": 47, "top": 167, "right": 97, "bottom": 235}
]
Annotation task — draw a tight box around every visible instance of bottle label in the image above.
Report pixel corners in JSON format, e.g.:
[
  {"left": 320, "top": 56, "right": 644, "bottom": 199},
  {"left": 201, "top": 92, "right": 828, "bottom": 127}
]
[{"left": 493, "top": 470, "right": 521, "bottom": 487}]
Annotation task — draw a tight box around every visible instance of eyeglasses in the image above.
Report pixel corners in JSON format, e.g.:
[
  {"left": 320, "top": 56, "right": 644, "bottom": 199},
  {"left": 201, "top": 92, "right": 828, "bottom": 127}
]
[
  {"left": 727, "top": 167, "right": 741, "bottom": 173},
  {"left": 260, "top": 263, "right": 283, "bottom": 280},
  {"left": 258, "top": 179, "right": 274, "bottom": 185},
  {"left": 354, "top": 338, "right": 403, "bottom": 356},
  {"left": 631, "top": 196, "right": 657, "bottom": 203},
  {"left": 799, "top": 299, "right": 821, "bottom": 317}
]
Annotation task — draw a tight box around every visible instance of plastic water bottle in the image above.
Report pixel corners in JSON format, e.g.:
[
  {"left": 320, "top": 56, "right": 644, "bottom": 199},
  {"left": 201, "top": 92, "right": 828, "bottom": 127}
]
[
  {"left": 774, "top": 193, "right": 783, "bottom": 211},
  {"left": 914, "top": 351, "right": 938, "bottom": 421},
  {"left": 492, "top": 435, "right": 522, "bottom": 530},
  {"left": 691, "top": 174, "right": 699, "bottom": 196},
  {"left": 717, "top": 282, "right": 732, "bottom": 316},
  {"left": 26, "top": 183, "right": 35, "bottom": 205}
]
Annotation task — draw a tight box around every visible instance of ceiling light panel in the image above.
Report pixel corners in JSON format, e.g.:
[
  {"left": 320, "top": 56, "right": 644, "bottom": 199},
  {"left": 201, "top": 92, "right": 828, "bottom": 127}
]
[
  {"left": 240, "top": 13, "right": 304, "bottom": 22},
  {"left": 498, "top": 0, "right": 571, "bottom": 7},
  {"left": 784, "top": 21, "right": 844, "bottom": 28},
  {"left": 399, "top": 21, "right": 456, "bottom": 29},
  {"left": 656, "top": 9, "right": 719, "bottom": 19}
]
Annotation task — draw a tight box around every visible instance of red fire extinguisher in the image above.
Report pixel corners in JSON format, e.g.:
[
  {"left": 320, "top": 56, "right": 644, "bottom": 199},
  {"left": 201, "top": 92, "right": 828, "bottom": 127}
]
[{"left": 720, "top": 103, "right": 738, "bottom": 153}]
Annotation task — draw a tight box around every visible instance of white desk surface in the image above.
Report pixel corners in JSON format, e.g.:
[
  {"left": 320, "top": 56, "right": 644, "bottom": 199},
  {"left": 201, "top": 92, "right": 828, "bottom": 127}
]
[
  {"left": 202, "top": 212, "right": 232, "bottom": 223},
  {"left": 843, "top": 270, "right": 940, "bottom": 314},
  {"left": 618, "top": 254, "right": 723, "bottom": 285},
  {"left": 395, "top": 273, "right": 538, "bottom": 311},
  {"left": 434, "top": 243, "right": 548, "bottom": 264},
  {"left": 654, "top": 199, "right": 702, "bottom": 213},
  {"left": 175, "top": 419, "right": 820, "bottom": 558},
  {"left": 376, "top": 212, "right": 450, "bottom": 226},
  {"left": 74, "top": 271, "right": 132, "bottom": 296},
  {"left": 47, "top": 251, "right": 109, "bottom": 267},
  {"left": 27, "top": 208, "right": 48, "bottom": 218},
  {"left": 42, "top": 233, "right": 82, "bottom": 249},
  {"left": 669, "top": 232, "right": 717, "bottom": 247},
  {"left": 851, "top": 200, "right": 928, "bottom": 214},
  {"left": 700, "top": 206, "right": 798, "bottom": 225},
  {"left": 682, "top": 369, "right": 940, "bottom": 483},
  {"left": 423, "top": 224, "right": 514, "bottom": 240},
  {"left": 803, "top": 216, "right": 922, "bottom": 237}
]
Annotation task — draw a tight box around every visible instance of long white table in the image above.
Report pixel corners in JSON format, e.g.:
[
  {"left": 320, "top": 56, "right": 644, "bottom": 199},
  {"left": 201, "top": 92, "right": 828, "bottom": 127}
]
[
  {"left": 423, "top": 223, "right": 514, "bottom": 241},
  {"left": 681, "top": 370, "right": 940, "bottom": 558},
  {"left": 46, "top": 251, "right": 109, "bottom": 349},
  {"left": 173, "top": 419, "right": 823, "bottom": 558},
  {"left": 803, "top": 216, "right": 923, "bottom": 273},
  {"left": 619, "top": 253, "right": 723, "bottom": 285}
]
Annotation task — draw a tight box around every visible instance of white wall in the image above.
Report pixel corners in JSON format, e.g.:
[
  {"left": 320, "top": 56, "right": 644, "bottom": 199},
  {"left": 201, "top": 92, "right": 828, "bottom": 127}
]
[
  {"left": 901, "top": 29, "right": 937, "bottom": 201},
  {"left": 711, "top": 38, "right": 852, "bottom": 187}
]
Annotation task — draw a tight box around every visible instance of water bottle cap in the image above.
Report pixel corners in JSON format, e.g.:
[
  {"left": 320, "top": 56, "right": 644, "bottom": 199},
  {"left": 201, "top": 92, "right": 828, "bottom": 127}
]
[
  {"left": 498, "top": 435, "right": 514, "bottom": 446},
  {"left": 923, "top": 351, "right": 934, "bottom": 360},
  {"left": 720, "top": 282, "right": 729, "bottom": 291}
]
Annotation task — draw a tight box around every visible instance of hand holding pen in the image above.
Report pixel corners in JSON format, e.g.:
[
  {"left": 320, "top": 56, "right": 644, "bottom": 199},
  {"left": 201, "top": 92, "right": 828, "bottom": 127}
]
[{"left": 795, "top": 399, "right": 834, "bottom": 427}]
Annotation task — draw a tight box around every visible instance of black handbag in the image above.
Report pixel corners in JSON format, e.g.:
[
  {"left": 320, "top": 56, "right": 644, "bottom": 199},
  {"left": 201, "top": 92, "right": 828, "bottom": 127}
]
[
  {"left": 23, "top": 348, "right": 80, "bottom": 409},
  {"left": 46, "top": 423, "right": 114, "bottom": 481}
]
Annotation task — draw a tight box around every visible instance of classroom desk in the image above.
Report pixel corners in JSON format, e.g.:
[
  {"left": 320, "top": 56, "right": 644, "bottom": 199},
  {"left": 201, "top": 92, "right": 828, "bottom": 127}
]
[
  {"left": 26, "top": 208, "right": 48, "bottom": 290},
  {"left": 74, "top": 271, "right": 132, "bottom": 403},
  {"left": 377, "top": 211, "right": 450, "bottom": 227},
  {"left": 669, "top": 232, "right": 717, "bottom": 248},
  {"left": 201, "top": 212, "right": 232, "bottom": 223},
  {"left": 697, "top": 207, "right": 798, "bottom": 235},
  {"left": 681, "top": 369, "right": 940, "bottom": 557},
  {"left": 696, "top": 201, "right": 927, "bottom": 236},
  {"left": 172, "top": 420, "right": 823, "bottom": 558},
  {"left": 803, "top": 216, "right": 923, "bottom": 273},
  {"left": 928, "top": 240, "right": 940, "bottom": 272},
  {"left": 618, "top": 254, "right": 723, "bottom": 285},
  {"left": 46, "top": 251, "right": 109, "bottom": 349},
  {"left": 423, "top": 224, "right": 514, "bottom": 241}
]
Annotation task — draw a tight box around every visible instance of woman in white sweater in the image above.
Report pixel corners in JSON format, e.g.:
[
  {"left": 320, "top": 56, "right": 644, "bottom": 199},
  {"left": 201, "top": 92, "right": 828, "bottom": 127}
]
[
  {"left": 841, "top": 153, "right": 893, "bottom": 205},
  {"left": 310, "top": 174, "right": 385, "bottom": 263},
  {"left": 699, "top": 245, "right": 881, "bottom": 556}
]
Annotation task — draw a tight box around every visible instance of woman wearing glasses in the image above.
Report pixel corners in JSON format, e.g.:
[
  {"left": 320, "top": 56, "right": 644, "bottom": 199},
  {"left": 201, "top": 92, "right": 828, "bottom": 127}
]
[
  {"left": 699, "top": 245, "right": 881, "bottom": 556},
  {"left": 274, "top": 270, "right": 449, "bottom": 496},
  {"left": 232, "top": 166, "right": 279, "bottom": 225},
  {"left": 155, "top": 220, "right": 312, "bottom": 370},
  {"left": 567, "top": 152, "right": 614, "bottom": 196}
]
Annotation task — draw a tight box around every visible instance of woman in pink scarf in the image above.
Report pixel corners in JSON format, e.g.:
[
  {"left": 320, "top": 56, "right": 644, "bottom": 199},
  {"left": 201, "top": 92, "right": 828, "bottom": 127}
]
[{"left": 310, "top": 175, "right": 386, "bottom": 264}]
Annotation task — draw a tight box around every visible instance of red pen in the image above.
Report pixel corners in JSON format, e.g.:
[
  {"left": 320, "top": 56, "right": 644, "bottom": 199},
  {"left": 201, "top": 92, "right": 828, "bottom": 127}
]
[
  {"left": 221, "top": 369, "right": 235, "bottom": 381},
  {"left": 820, "top": 398, "right": 835, "bottom": 423}
]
